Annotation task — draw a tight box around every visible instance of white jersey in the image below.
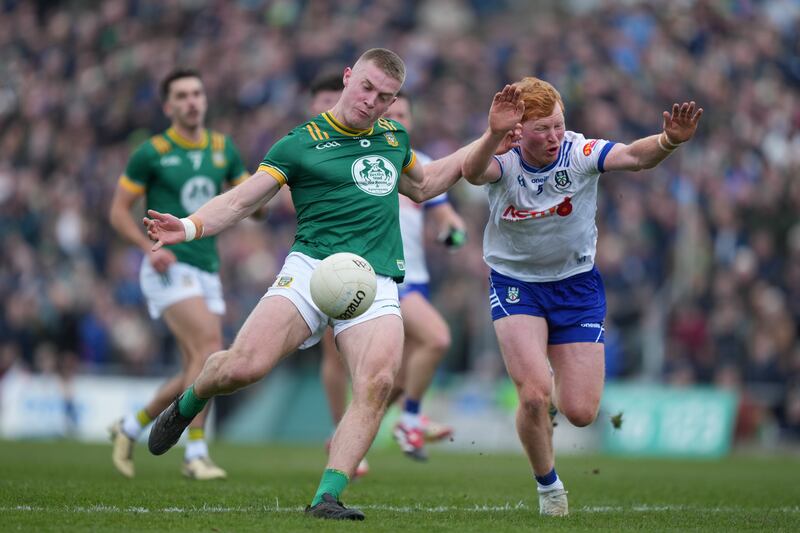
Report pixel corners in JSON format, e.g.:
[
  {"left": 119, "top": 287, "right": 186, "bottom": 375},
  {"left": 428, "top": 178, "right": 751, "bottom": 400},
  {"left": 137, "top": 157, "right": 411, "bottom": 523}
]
[
  {"left": 483, "top": 130, "right": 616, "bottom": 282},
  {"left": 399, "top": 151, "right": 448, "bottom": 284}
]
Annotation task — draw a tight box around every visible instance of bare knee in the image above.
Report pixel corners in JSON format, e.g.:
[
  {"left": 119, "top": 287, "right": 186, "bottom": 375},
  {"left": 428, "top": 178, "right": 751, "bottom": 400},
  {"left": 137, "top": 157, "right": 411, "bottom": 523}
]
[
  {"left": 193, "top": 329, "right": 224, "bottom": 361},
  {"left": 517, "top": 385, "right": 551, "bottom": 419},
  {"left": 561, "top": 403, "right": 599, "bottom": 427},
  {"left": 352, "top": 371, "right": 395, "bottom": 410},
  {"left": 427, "top": 326, "right": 451, "bottom": 355}
]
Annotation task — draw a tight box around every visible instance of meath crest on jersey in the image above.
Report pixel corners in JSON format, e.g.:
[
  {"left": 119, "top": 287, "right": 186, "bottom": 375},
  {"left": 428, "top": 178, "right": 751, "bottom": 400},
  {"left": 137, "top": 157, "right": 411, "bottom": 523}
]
[
  {"left": 351, "top": 155, "right": 398, "bottom": 196},
  {"left": 384, "top": 132, "right": 399, "bottom": 147}
]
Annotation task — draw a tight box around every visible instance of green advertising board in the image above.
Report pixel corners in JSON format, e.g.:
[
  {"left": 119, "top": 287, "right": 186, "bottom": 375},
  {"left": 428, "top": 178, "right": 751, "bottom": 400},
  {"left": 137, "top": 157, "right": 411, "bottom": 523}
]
[{"left": 601, "top": 384, "right": 738, "bottom": 458}]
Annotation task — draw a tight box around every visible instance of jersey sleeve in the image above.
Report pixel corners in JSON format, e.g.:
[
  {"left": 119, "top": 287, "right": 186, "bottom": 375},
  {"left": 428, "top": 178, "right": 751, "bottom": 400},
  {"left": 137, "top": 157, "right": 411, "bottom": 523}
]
[
  {"left": 570, "top": 132, "right": 617, "bottom": 175},
  {"left": 224, "top": 136, "right": 250, "bottom": 186},
  {"left": 489, "top": 150, "right": 515, "bottom": 186},
  {"left": 118, "top": 143, "right": 155, "bottom": 195},
  {"left": 423, "top": 192, "right": 449, "bottom": 208},
  {"left": 257, "top": 133, "right": 298, "bottom": 187}
]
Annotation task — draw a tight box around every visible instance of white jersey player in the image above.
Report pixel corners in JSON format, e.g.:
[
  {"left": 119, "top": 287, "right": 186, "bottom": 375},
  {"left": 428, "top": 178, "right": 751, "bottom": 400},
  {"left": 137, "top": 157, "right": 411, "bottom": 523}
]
[
  {"left": 462, "top": 77, "right": 703, "bottom": 516},
  {"left": 386, "top": 95, "right": 466, "bottom": 460}
]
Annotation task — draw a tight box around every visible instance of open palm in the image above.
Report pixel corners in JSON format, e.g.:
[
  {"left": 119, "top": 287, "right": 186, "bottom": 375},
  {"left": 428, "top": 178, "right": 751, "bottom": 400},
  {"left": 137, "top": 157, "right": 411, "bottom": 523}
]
[
  {"left": 663, "top": 101, "right": 703, "bottom": 144},
  {"left": 489, "top": 85, "right": 525, "bottom": 136}
]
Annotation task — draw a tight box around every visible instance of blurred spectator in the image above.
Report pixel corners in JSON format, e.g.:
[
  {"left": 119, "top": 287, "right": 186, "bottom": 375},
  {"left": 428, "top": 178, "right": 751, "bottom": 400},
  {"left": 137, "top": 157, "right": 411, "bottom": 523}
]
[{"left": 1, "top": 0, "right": 799, "bottom": 442}]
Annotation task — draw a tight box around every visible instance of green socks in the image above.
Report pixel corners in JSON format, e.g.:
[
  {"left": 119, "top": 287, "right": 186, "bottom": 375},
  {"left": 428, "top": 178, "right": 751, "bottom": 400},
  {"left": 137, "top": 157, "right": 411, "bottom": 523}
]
[
  {"left": 311, "top": 469, "right": 350, "bottom": 506},
  {"left": 177, "top": 385, "right": 208, "bottom": 418}
]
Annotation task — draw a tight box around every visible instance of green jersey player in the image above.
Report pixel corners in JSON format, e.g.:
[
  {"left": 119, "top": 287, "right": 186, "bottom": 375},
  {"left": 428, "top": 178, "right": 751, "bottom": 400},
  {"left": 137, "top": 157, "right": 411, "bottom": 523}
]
[
  {"left": 142, "top": 48, "right": 523, "bottom": 520},
  {"left": 108, "top": 68, "right": 248, "bottom": 482}
]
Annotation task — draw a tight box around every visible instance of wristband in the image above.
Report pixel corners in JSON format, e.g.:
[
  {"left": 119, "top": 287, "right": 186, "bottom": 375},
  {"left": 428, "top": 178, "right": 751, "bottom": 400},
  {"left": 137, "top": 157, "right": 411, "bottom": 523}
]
[
  {"left": 657, "top": 133, "right": 677, "bottom": 153},
  {"left": 180, "top": 218, "right": 196, "bottom": 241}
]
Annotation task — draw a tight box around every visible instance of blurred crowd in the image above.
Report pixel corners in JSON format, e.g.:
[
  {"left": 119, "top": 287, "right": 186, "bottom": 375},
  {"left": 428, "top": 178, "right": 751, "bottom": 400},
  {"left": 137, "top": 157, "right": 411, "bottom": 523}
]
[{"left": 1, "top": 0, "right": 799, "bottom": 441}]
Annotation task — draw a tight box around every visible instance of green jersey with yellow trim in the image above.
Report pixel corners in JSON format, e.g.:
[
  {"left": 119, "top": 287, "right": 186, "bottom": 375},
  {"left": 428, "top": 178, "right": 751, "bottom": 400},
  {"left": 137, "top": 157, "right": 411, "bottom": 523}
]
[
  {"left": 119, "top": 127, "right": 249, "bottom": 272},
  {"left": 259, "top": 113, "right": 415, "bottom": 281}
]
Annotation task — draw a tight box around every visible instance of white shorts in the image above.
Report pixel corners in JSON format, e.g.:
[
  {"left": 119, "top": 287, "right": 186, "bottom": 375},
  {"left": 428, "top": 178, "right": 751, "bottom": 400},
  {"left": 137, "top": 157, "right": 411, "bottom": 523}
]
[
  {"left": 139, "top": 258, "right": 226, "bottom": 319},
  {"left": 265, "top": 252, "right": 401, "bottom": 349}
]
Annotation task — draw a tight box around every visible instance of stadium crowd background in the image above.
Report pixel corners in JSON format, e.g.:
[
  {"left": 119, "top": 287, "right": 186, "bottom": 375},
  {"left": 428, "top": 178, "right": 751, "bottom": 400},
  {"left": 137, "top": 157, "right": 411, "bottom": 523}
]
[{"left": 1, "top": 0, "right": 799, "bottom": 443}]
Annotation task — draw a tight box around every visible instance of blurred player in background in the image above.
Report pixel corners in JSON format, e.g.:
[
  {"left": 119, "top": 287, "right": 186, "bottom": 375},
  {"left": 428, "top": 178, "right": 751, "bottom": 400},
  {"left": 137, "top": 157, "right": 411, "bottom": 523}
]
[
  {"left": 108, "top": 68, "right": 250, "bottom": 481},
  {"left": 461, "top": 77, "right": 703, "bottom": 516},
  {"left": 383, "top": 92, "right": 465, "bottom": 461},
  {"left": 142, "top": 48, "right": 523, "bottom": 520}
]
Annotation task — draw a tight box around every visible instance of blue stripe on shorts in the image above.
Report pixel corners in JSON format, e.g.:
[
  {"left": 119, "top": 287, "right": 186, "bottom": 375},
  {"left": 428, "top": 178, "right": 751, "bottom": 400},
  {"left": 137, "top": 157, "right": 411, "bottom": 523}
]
[
  {"left": 489, "top": 267, "right": 606, "bottom": 344},
  {"left": 398, "top": 282, "right": 429, "bottom": 301}
]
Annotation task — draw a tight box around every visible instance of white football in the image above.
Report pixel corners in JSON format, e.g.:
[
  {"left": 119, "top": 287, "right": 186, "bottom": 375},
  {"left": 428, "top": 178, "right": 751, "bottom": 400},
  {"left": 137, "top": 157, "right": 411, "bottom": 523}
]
[{"left": 310, "top": 252, "right": 377, "bottom": 320}]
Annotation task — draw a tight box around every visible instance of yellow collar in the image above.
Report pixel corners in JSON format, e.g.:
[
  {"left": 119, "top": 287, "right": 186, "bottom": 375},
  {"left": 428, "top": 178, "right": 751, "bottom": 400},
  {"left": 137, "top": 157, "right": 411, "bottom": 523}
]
[
  {"left": 166, "top": 127, "right": 208, "bottom": 149},
  {"left": 322, "top": 112, "right": 374, "bottom": 137}
]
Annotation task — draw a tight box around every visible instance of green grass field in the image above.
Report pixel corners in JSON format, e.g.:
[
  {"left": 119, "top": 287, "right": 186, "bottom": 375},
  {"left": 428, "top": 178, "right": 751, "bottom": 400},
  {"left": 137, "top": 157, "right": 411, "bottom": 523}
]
[{"left": 1, "top": 440, "right": 798, "bottom": 532}]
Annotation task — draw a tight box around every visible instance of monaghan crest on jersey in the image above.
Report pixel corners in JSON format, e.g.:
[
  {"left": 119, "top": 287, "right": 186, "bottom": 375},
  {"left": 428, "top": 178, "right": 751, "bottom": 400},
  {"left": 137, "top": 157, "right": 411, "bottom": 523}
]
[
  {"left": 554, "top": 170, "right": 572, "bottom": 190},
  {"left": 351, "top": 155, "right": 398, "bottom": 196}
]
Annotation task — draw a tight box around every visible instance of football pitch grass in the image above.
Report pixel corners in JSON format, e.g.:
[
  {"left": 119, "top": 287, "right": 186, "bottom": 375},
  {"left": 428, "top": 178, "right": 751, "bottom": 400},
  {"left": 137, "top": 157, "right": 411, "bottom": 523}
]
[{"left": 1, "top": 440, "right": 798, "bottom": 532}]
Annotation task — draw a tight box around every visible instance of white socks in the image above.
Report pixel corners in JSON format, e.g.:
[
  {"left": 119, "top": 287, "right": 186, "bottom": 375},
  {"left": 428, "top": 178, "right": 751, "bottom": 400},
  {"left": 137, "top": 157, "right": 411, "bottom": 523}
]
[
  {"left": 121, "top": 413, "right": 143, "bottom": 439},
  {"left": 401, "top": 412, "right": 422, "bottom": 429},
  {"left": 537, "top": 477, "right": 565, "bottom": 493},
  {"left": 185, "top": 439, "right": 209, "bottom": 461}
]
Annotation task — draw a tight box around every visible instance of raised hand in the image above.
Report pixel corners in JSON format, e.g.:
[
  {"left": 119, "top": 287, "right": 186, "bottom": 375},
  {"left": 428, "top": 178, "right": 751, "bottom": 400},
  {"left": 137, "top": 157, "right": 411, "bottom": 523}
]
[
  {"left": 496, "top": 123, "right": 523, "bottom": 155},
  {"left": 489, "top": 85, "right": 525, "bottom": 136},
  {"left": 143, "top": 209, "right": 185, "bottom": 251},
  {"left": 662, "top": 101, "right": 703, "bottom": 145}
]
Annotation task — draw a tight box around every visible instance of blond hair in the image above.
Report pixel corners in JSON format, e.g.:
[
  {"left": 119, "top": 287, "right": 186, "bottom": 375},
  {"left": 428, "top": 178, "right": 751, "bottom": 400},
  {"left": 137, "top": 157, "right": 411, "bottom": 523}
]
[
  {"left": 355, "top": 48, "right": 406, "bottom": 84},
  {"left": 514, "top": 77, "right": 565, "bottom": 122}
]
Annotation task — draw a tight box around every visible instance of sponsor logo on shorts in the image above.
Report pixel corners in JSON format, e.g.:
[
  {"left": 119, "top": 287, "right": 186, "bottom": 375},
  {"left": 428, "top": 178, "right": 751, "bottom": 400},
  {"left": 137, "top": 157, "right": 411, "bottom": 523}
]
[
  {"left": 336, "top": 290, "right": 366, "bottom": 320},
  {"left": 505, "top": 287, "right": 520, "bottom": 304},
  {"left": 274, "top": 275, "right": 293, "bottom": 288},
  {"left": 580, "top": 322, "right": 602, "bottom": 328}
]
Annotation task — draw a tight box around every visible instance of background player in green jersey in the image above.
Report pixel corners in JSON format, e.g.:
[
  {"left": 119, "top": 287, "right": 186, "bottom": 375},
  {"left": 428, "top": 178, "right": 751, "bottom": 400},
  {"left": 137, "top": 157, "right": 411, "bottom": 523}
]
[
  {"left": 108, "top": 68, "right": 249, "bottom": 481},
  {"left": 143, "top": 49, "right": 523, "bottom": 520}
]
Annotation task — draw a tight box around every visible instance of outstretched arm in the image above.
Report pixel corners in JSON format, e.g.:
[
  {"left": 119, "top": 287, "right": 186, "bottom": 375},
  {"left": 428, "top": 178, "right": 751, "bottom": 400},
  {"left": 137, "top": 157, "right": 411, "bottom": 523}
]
[
  {"left": 603, "top": 101, "right": 703, "bottom": 172},
  {"left": 143, "top": 170, "right": 281, "bottom": 250},
  {"left": 461, "top": 85, "right": 525, "bottom": 185},
  {"left": 399, "top": 85, "right": 523, "bottom": 201}
]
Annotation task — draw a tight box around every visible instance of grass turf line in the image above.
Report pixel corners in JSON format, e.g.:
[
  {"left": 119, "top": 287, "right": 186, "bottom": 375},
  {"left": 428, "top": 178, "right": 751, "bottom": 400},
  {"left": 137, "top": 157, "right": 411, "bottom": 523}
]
[{"left": 0, "top": 440, "right": 798, "bottom": 532}]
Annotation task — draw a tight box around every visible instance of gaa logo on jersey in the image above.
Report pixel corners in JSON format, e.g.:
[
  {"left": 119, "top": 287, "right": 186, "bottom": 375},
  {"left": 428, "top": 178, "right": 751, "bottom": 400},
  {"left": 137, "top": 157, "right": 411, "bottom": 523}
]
[
  {"left": 181, "top": 176, "right": 216, "bottom": 213},
  {"left": 351, "top": 155, "right": 398, "bottom": 196}
]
